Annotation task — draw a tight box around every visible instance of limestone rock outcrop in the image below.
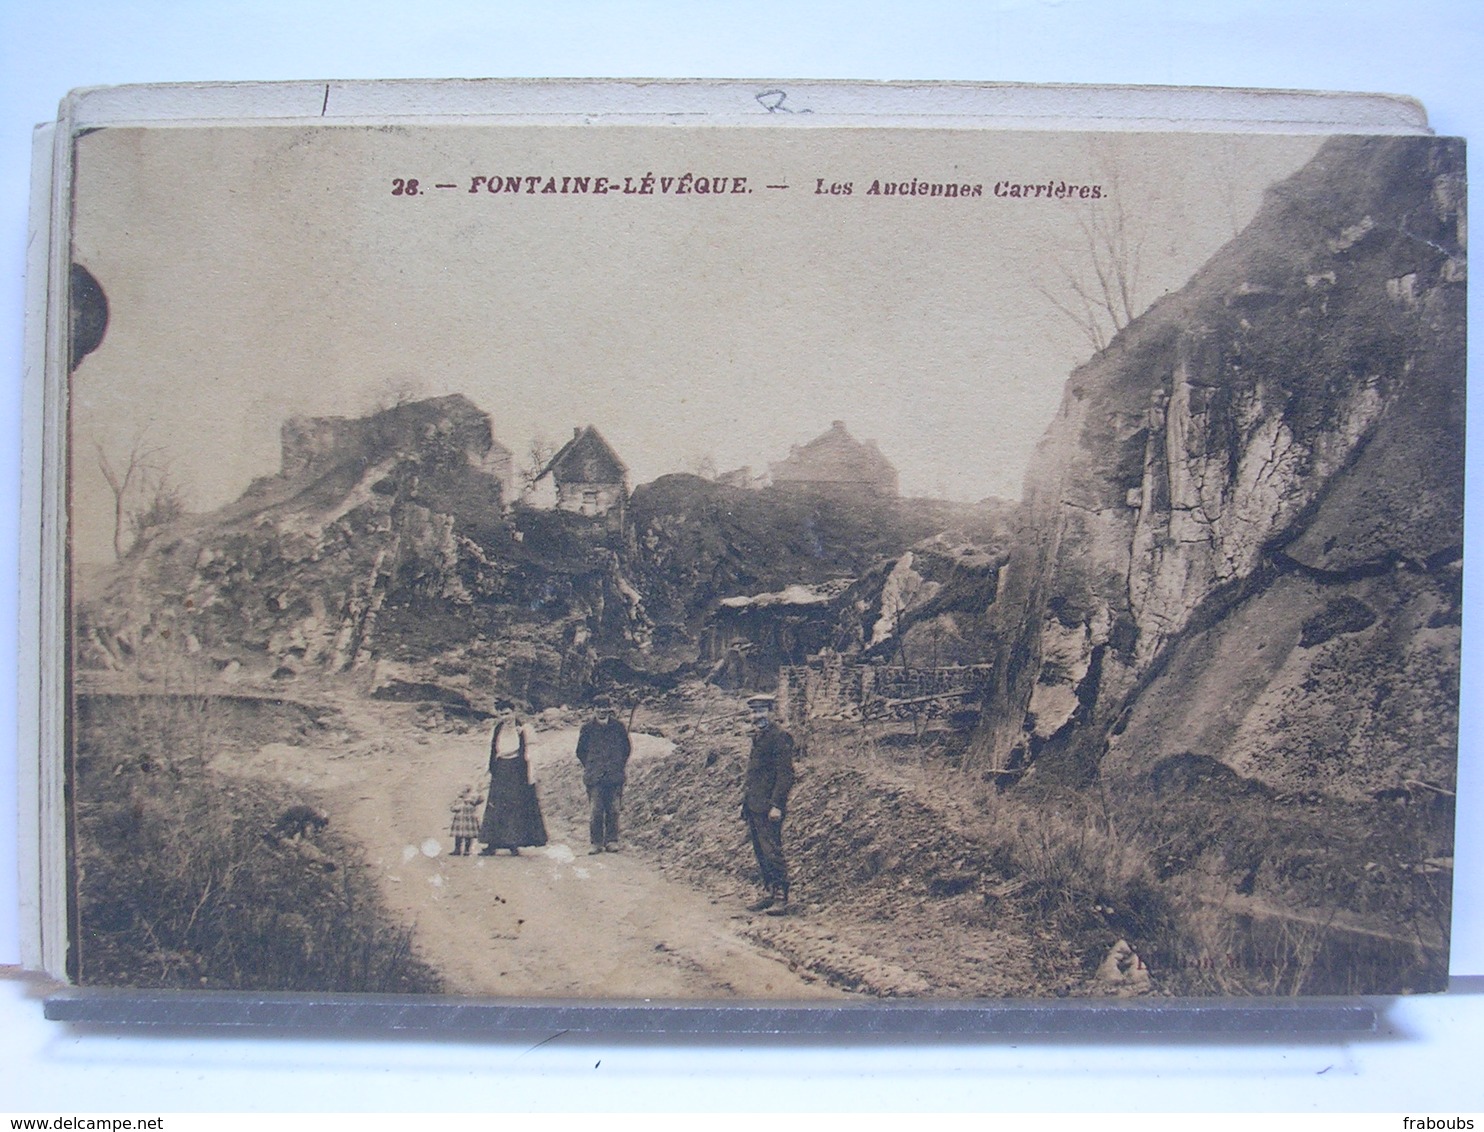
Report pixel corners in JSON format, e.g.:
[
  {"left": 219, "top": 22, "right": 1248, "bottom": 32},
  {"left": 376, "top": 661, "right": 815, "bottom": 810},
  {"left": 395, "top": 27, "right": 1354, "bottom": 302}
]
[
  {"left": 975, "top": 135, "right": 1464, "bottom": 807},
  {"left": 76, "top": 395, "right": 652, "bottom": 708}
]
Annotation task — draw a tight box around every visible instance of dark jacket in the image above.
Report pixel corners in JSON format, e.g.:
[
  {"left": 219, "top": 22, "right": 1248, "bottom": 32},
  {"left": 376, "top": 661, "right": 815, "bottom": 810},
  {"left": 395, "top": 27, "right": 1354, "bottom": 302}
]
[
  {"left": 576, "top": 716, "right": 631, "bottom": 788},
  {"left": 742, "top": 722, "right": 796, "bottom": 816}
]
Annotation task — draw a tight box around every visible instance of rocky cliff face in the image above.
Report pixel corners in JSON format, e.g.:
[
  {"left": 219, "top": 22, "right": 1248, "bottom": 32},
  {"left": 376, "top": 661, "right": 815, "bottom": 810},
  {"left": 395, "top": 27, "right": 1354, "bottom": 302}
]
[
  {"left": 79, "top": 396, "right": 1003, "bottom": 712},
  {"left": 629, "top": 473, "right": 1010, "bottom": 682},
  {"left": 967, "top": 137, "right": 1464, "bottom": 988},
  {"left": 76, "top": 395, "right": 654, "bottom": 709},
  {"left": 629, "top": 473, "right": 1008, "bottom": 634},
  {"left": 975, "top": 135, "right": 1465, "bottom": 808}
]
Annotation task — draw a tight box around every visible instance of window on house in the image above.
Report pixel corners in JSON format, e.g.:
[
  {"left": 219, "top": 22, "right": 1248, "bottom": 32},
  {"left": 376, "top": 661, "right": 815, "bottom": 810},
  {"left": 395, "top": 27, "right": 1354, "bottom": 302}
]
[{"left": 581, "top": 489, "right": 600, "bottom": 515}]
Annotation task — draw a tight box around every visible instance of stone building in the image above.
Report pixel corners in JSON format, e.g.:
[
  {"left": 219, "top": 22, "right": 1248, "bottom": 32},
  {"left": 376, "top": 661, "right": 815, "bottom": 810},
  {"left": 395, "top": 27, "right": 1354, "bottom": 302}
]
[
  {"left": 527, "top": 425, "right": 629, "bottom": 523},
  {"left": 769, "top": 420, "right": 899, "bottom": 497}
]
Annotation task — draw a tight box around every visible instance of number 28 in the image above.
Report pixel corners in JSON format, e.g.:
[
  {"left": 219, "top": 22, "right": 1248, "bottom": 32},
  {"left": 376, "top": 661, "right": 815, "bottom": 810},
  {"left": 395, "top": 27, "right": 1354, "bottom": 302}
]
[{"left": 391, "top": 178, "right": 420, "bottom": 196}]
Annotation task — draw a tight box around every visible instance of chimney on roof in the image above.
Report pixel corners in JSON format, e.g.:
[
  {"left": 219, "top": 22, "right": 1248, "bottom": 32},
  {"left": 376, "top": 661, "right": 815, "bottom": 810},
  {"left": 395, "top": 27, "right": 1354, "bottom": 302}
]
[
  {"left": 574, "top": 427, "right": 582, "bottom": 440},
  {"left": 832, "top": 420, "right": 846, "bottom": 430}
]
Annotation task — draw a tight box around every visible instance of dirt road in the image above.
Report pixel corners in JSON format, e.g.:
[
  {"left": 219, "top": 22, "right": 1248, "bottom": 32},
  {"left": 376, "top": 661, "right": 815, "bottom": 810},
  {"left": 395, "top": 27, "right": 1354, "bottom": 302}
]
[{"left": 230, "top": 702, "right": 836, "bottom": 1000}]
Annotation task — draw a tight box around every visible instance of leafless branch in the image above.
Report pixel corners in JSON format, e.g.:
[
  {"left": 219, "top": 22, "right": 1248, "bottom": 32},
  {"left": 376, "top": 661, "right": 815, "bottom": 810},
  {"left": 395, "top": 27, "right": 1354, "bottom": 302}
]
[
  {"left": 519, "top": 435, "right": 557, "bottom": 494},
  {"left": 1035, "top": 149, "right": 1147, "bottom": 357},
  {"left": 94, "top": 432, "right": 164, "bottom": 560}
]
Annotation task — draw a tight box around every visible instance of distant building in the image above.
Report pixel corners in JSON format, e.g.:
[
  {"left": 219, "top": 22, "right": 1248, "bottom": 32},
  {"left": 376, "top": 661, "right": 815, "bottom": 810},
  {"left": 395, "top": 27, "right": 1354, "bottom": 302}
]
[
  {"left": 527, "top": 425, "right": 629, "bottom": 522},
  {"left": 769, "top": 420, "right": 899, "bottom": 497}
]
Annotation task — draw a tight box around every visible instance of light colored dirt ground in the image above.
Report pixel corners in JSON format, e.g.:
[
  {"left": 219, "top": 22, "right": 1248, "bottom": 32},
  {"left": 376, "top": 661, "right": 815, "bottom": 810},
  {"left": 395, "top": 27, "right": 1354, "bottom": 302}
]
[{"left": 223, "top": 699, "right": 837, "bottom": 1000}]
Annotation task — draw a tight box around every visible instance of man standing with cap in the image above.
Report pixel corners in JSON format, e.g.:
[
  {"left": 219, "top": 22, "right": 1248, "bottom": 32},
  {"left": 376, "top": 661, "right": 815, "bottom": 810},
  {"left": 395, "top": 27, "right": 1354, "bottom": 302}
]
[
  {"left": 576, "top": 697, "right": 632, "bottom": 854},
  {"left": 741, "top": 693, "right": 796, "bottom": 915}
]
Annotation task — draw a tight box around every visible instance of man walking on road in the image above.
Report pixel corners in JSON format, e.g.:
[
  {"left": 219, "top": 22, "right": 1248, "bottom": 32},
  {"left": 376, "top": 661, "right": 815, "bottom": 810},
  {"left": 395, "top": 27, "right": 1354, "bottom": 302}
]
[
  {"left": 741, "top": 693, "right": 796, "bottom": 916},
  {"left": 576, "top": 698, "right": 632, "bottom": 854}
]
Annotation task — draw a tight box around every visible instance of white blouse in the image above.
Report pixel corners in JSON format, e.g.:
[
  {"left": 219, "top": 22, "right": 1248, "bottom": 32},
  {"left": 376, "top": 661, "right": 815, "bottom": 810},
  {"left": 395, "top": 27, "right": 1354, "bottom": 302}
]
[{"left": 493, "top": 721, "right": 531, "bottom": 759}]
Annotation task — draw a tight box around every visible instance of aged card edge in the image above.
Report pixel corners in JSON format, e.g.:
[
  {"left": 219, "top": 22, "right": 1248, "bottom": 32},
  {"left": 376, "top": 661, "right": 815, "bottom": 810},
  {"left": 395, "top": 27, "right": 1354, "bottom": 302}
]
[
  {"left": 40, "top": 985, "right": 1380, "bottom": 1035},
  {"left": 56, "top": 78, "right": 1432, "bottom": 134},
  {"left": 24, "top": 111, "right": 75, "bottom": 980},
  {"left": 17, "top": 121, "right": 54, "bottom": 973}
]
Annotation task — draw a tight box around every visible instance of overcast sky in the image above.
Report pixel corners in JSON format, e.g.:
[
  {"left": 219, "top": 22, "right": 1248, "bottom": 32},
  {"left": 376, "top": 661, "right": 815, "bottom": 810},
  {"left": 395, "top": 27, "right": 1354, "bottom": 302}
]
[{"left": 68, "top": 122, "right": 1320, "bottom": 563}]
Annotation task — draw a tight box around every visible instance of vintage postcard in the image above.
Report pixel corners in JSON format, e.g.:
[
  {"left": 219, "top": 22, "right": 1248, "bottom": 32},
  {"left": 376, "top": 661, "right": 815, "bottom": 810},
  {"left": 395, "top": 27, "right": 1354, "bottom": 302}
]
[{"left": 31, "top": 82, "right": 1464, "bottom": 1002}]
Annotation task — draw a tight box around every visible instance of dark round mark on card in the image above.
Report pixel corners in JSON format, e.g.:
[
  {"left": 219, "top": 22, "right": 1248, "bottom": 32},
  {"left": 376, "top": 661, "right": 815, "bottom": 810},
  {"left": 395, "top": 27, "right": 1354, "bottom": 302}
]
[{"left": 70, "top": 262, "right": 109, "bottom": 370}]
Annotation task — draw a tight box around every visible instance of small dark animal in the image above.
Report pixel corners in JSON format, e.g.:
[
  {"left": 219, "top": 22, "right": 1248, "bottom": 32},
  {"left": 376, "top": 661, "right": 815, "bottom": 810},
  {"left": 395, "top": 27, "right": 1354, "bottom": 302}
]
[{"left": 271, "top": 804, "right": 329, "bottom": 841}]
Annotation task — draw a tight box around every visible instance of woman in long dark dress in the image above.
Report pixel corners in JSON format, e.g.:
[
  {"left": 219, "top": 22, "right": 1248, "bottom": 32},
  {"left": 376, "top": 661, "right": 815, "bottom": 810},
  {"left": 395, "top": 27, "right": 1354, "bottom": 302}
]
[{"left": 478, "top": 714, "right": 548, "bottom": 855}]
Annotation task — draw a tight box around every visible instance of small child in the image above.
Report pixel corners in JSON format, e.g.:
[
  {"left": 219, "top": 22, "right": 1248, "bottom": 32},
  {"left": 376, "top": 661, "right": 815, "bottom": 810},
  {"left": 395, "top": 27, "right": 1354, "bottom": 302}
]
[{"left": 449, "top": 786, "right": 484, "bottom": 856}]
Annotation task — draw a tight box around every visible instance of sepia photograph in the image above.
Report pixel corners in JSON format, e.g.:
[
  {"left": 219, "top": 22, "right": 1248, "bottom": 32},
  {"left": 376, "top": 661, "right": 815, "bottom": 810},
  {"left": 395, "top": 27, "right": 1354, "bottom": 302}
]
[{"left": 60, "top": 115, "right": 1464, "bottom": 1002}]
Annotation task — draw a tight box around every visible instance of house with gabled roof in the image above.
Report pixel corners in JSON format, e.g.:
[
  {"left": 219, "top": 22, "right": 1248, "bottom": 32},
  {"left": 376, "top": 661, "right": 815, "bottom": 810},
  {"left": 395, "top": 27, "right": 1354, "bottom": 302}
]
[
  {"left": 769, "top": 420, "right": 899, "bottom": 497},
  {"left": 526, "top": 425, "right": 629, "bottom": 523}
]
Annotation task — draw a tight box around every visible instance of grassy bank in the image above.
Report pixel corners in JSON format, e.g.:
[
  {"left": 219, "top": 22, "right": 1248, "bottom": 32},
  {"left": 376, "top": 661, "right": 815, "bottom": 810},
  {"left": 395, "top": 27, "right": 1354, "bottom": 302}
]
[{"left": 72, "top": 691, "right": 443, "bottom": 993}]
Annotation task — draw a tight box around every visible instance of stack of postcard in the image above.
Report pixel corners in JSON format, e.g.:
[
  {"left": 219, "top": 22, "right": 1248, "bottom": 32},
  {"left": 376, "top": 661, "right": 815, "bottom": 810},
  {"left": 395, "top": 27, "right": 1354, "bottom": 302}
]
[{"left": 18, "top": 80, "right": 1465, "bottom": 1025}]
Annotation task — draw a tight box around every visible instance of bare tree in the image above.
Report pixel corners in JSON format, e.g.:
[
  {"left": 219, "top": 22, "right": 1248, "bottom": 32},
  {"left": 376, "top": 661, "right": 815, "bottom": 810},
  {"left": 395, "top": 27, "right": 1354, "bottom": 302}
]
[
  {"left": 95, "top": 434, "right": 160, "bottom": 561},
  {"left": 95, "top": 433, "right": 188, "bottom": 559},
  {"left": 1035, "top": 155, "right": 1146, "bottom": 354},
  {"left": 519, "top": 434, "right": 557, "bottom": 494}
]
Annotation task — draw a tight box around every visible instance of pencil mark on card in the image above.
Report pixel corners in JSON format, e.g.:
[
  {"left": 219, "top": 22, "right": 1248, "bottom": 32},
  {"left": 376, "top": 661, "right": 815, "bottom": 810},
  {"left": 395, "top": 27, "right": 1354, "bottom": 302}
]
[{"left": 756, "top": 89, "right": 811, "bottom": 114}]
